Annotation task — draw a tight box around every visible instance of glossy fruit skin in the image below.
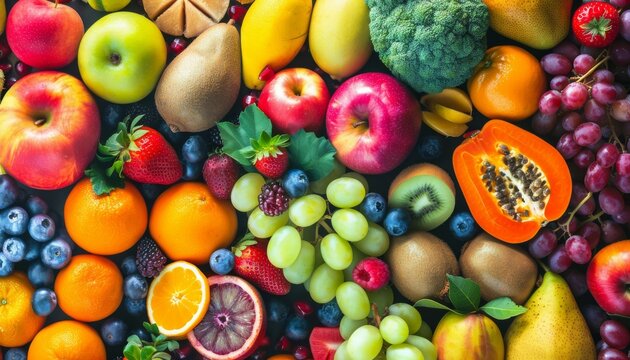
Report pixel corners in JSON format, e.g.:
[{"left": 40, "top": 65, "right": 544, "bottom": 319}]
[
  {"left": 122, "top": 126, "right": 183, "bottom": 185},
  {"left": 233, "top": 238, "right": 291, "bottom": 295},
  {"left": 452, "top": 120, "right": 572, "bottom": 243},
  {"left": 0, "top": 272, "right": 45, "bottom": 347},
  {"left": 78, "top": 12, "right": 166, "bottom": 104},
  {"left": 255, "top": 150, "right": 289, "bottom": 179},
  {"left": 100, "top": 318, "right": 127, "bottom": 346},
  {"left": 6, "top": 0, "right": 84, "bottom": 68},
  {"left": 203, "top": 153, "right": 240, "bottom": 200},
  {"left": 433, "top": 312, "right": 504, "bottom": 360},
  {"left": 27, "top": 320, "right": 106, "bottom": 360},
  {"left": 587, "top": 240, "right": 630, "bottom": 316},
  {"left": 40, "top": 239, "right": 72, "bottom": 270},
  {"left": 572, "top": 2, "right": 620, "bottom": 48},
  {"left": 282, "top": 169, "right": 310, "bottom": 198},
  {"left": 317, "top": 300, "right": 343, "bottom": 327},
  {"left": 31, "top": 288, "right": 57, "bottom": 316},
  {"left": 0, "top": 72, "right": 100, "bottom": 190},
  {"left": 467, "top": 46, "right": 546, "bottom": 121},
  {"left": 449, "top": 211, "right": 478, "bottom": 241},
  {"left": 209, "top": 248, "right": 235, "bottom": 275},
  {"left": 360, "top": 192, "right": 387, "bottom": 223},
  {"left": 123, "top": 274, "right": 148, "bottom": 300},
  {"left": 285, "top": 315, "right": 312, "bottom": 341},
  {"left": 326, "top": 72, "right": 422, "bottom": 174}
]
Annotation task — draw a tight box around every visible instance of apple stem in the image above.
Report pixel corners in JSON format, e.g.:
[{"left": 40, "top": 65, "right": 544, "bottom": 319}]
[
  {"left": 109, "top": 53, "right": 121, "bottom": 66},
  {"left": 34, "top": 118, "right": 46, "bottom": 127},
  {"left": 227, "top": 19, "right": 236, "bottom": 26},
  {"left": 352, "top": 120, "right": 367, "bottom": 128}
]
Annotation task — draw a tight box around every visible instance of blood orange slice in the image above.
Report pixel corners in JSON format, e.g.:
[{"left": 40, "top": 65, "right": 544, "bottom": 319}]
[{"left": 188, "top": 275, "right": 265, "bottom": 359}]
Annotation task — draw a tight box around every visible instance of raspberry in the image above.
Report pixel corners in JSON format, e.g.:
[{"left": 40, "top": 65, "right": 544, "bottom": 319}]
[
  {"left": 258, "top": 181, "right": 289, "bottom": 216},
  {"left": 352, "top": 257, "right": 390, "bottom": 291},
  {"left": 209, "top": 126, "right": 222, "bottom": 150},
  {"left": 135, "top": 236, "right": 167, "bottom": 278}
]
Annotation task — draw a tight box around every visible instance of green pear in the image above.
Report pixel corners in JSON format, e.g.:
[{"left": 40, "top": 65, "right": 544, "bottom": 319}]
[{"left": 505, "top": 271, "right": 596, "bottom": 360}]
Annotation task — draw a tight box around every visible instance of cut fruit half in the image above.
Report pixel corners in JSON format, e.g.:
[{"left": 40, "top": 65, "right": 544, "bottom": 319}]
[
  {"left": 422, "top": 112, "right": 468, "bottom": 137},
  {"left": 310, "top": 327, "right": 344, "bottom": 360},
  {"left": 420, "top": 87, "right": 473, "bottom": 114},
  {"left": 432, "top": 103, "right": 473, "bottom": 124},
  {"left": 147, "top": 261, "right": 210, "bottom": 339},
  {"left": 188, "top": 275, "right": 265, "bottom": 359}
]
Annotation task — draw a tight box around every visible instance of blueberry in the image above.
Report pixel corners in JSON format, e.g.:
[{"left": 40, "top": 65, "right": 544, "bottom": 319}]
[
  {"left": 157, "top": 121, "right": 188, "bottom": 146},
  {"left": 138, "top": 183, "right": 166, "bottom": 203},
  {"left": 267, "top": 299, "right": 290, "bottom": 324},
  {"left": 24, "top": 241, "right": 42, "bottom": 262},
  {"left": 124, "top": 297, "right": 147, "bottom": 316},
  {"left": 28, "top": 214, "right": 56, "bottom": 242},
  {"left": 209, "top": 248, "right": 235, "bottom": 275},
  {"left": 31, "top": 288, "right": 57, "bottom": 316},
  {"left": 24, "top": 195, "right": 48, "bottom": 216},
  {"left": 100, "top": 318, "right": 128, "bottom": 346},
  {"left": 2, "top": 238, "right": 26, "bottom": 262},
  {"left": 0, "top": 253, "right": 13, "bottom": 276},
  {"left": 130, "top": 327, "right": 151, "bottom": 342},
  {"left": 182, "top": 135, "right": 208, "bottom": 163},
  {"left": 285, "top": 315, "right": 312, "bottom": 341},
  {"left": 120, "top": 256, "right": 138, "bottom": 276},
  {"left": 4, "top": 348, "right": 27, "bottom": 360},
  {"left": 28, "top": 262, "right": 55, "bottom": 287},
  {"left": 41, "top": 238, "right": 72, "bottom": 269},
  {"left": 360, "top": 193, "right": 387, "bottom": 223},
  {"left": 0, "top": 175, "right": 19, "bottom": 210},
  {"left": 282, "top": 169, "right": 309, "bottom": 198},
  {"left": 124, "top": 274, "right": 148, "bottom": 300},
  {"left": 383, "top": 208, "right": 411, "bottom": 237},
  {"left": 449, "top": 211, "right": 478, "bottom": 241},
  {"left": 1, "top": 207, "right": 29, "bottom": 236},
  {"left": 317, "top": 299, "right": 343, "bottom": 327},
  {"left": 417, "top": 135, "right": 443, "bottom": 161},
  {"left": 182, "top": 161, "right": 203, "bottom": 181}
]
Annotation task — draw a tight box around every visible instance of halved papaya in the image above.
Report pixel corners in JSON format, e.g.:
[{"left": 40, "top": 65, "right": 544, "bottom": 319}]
[{"left": 452, "top": 119, "right": 571, "bottom": 243}]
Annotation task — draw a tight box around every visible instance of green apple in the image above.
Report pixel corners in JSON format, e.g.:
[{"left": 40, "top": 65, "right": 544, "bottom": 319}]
[{"left": 78, "top": 12, "right": 166, "bottom": 104}]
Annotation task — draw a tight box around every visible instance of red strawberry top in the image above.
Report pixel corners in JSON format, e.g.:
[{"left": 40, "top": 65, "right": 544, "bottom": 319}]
[{"left": 572, "top": 2, "right": 621, "bottom": 48}]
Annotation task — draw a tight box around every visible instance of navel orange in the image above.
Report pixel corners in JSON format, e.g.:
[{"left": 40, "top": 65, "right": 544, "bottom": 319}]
[
  {"left": 27, "top": 320, "right": 106, "bottom": 360},
  {"left": 0, "top": 272, "right": 45, "bottom": 347}
]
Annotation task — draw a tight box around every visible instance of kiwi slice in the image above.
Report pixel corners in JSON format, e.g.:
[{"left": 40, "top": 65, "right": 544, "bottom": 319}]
[{"left": 389, "top": 175, "right": 455, "bottom": 231}]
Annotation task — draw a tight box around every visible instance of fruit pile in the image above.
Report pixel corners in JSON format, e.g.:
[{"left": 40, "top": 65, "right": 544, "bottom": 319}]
[{"left": 3, "top": 0, "right": 630, "bottom": 359}]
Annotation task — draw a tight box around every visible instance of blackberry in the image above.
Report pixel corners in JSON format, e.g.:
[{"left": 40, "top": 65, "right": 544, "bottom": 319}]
[
  {"left": 258, "top": 181, "right": 290, "bottom": 216},
  {"left": 209, "top": 126, "right": 223, "bottom": 149},
  {"left": 126, "top": 98, "right": 163, "bottom": 129},
  {"left": 135, "top": 236, "right": 167, "bottom": 278}
]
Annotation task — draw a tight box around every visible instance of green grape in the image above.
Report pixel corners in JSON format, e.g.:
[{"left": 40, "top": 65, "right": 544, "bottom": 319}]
[
  {"left": 283, "top": 240, "right": 315, "bottom": 284},
  {"left": 347, "top": 325, "right": 383, "bottom": 360},
  {"left": 332, "top": 209, "right": 369, "bottom": 242},
  {"left": 311, "top": 159, "right": 346, "bottom": 194},
  {"left": 379, "top": 315, "right": 409, "bottom": 345},
  {"left": 367, "top": 285, "right": 394, "bottom": 318},
  {"left": 321, "top": 233, "right": 353, "bottom": 270},
  {"left": 343, "top": 246, "right": 367, "bottom": 281},
  {"left": 336, "top": 282, "right": 371, "bottom": 320},
  {"left": 386, "top": 344, "right": 424, "bottom": 360},
  {"left": 268, "top": 226, "right": 302, "bottom": 268},
  {"left": 304, "top": 276, "right": 311, "bottom": 292},
  {"left": 289, "top": 194, "right": 327, "bottom": 227},
  {"left": 406, "top": 336, "right": 437, "bottom": 360},
  {"left": 388, "top": 303, "right": 422, "bottom": 334},
  {"left": 354, "top": 222, "right": 390, "bottom": 257},
  {"left": 230, "top": 173, "right": 266, "bottom": 212},
  {"left": 344, "top": 172, "right": 369, "bottom": 193},
  {"left": 415, "top": 321, "right": 433, "bottom": 340},
  {"left": 247, "top": 208, "right": 289, "bottom": 238},
  {"left": 309, "top": 264, "right": 344, "bottom": 304},
  {"left": 326, "top": 177, "right": 366, "bottom": 208},
  {"left": 340, "top": 316, "right": 368, "bottom": 340},
  {"left": 334, "top": 341, "right": 352, "bottom": 360}
]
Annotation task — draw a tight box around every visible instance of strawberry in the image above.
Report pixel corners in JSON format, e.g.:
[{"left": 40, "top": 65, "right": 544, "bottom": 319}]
[
  {"left": 232, "top": 236, "right": 291, "bottom": 295},
  {"left": 202, "top": 153, "right": 240, "bottom": 200},
  {"left": 249, "top": 132, "right": 290, "bottom": 179},
  {"left": 309, "top": 327, "right": 344, "bottom": 360},
  {"left": 572, "top": 2, "right": 620, "bottom": 48}
]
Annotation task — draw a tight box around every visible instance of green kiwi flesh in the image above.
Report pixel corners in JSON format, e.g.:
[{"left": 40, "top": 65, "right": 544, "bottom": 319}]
[{"left": 389, "top": 175, "right": 455, "bottom": 230}]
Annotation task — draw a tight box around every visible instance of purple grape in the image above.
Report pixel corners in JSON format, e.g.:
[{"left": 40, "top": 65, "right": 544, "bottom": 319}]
[
  {"left": 601, "top": 220, "right": 626, "bottom": 243},
  {"left": 550, "top": 75, "right": 569, "bottom": 91},
  {"left": 570, "top": 183, "right": 597, "bottom": 216},
  {"left": 539, "top": 90, "right": 562, "bottom": 115},
  {"left": 578, "top": 222, "right": 601, "bottom": 249},
  {"left": 574, "top": 149, "right": 595, "bottom": 168},
  {"left": 548, "top": 246, "right": 572, "bottom": 273},
  {"left": 598, "top": 348, "right": 628, "bottom": 360},
  {"left": 564, "top": 235, "right": 592, "bottom": 264},
  {"left": 611, "top": 40, "right": 630, "bottom": 66},
  {"left": 614, "top": 174, "right": 630, "bottom": 193},
  {"left": 614, "top": 83, "right": 628, "bottom": 100},
  {"left": 561, "top": 112, "right": 584, "bottom": 131},
  {"left": 584, "top": 99, "right": 608, "bottom": 124},
  {"left": 574, "top": 122, "right": 602, "bottom": 146},
  {"left": 557, "top": 132, "right": 583, "bottom": 159},
  {"left": 596, "top": 144, "right": 621, "bottom": 168},
  {"left": 613, "top": 206, "right": 630, "bottom": 224},
  {"left": 528, "top": 230, "right": 558, "bottom": 259},
  {"left": 616, "top": 153, "right": 630, "bottom": 176},
  {"left": 611, "top": 99, "right": 630, "bottom": 122},
  {"left": 611, "top": 0, "right": 630, "bottom": 7},
  {"left": 599, "top": 187, "right": 625, "bottom": 215},
  {"left": 541, "top": 53, "right": 572, "bottom": 75},
  {"left": 582, "top": 303, "right": 607, "bottom": 334},
  {"left": 562, "top": 267, "right": 588, "bottom": 297},
  {"left": 574, "top": 54, "right": 596, "bottom": 75},
  {"left": 622, "top": 10, "right": 630, "bottom": 42},
  {"left": 580, "top": 45, "right": 601, "bottom": 58},
  {"left": 600, "top": 320, "right": 630, "bottom": 350},
  {"left": 561, "top": 82, "right": 589, "bottom": 110},
  {"left": 585, "top": 162, "right": 611, "bottom": 192},
  {"left": 593, "top": 69, "right": 616, "bottom": 84},
  {"left": 553, "top": 41, "right": 580, "bottom": 61},
  {"left": 592, "top": 83, "right": 619, "bottom": 105},
  {"left": 531, "top": 112, "right": 558, "bottom": 135}
]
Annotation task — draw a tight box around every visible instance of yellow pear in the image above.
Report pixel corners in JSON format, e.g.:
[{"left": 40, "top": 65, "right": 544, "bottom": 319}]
[{"left": 505, "top": 271, "right": 596, "bottom": 360}]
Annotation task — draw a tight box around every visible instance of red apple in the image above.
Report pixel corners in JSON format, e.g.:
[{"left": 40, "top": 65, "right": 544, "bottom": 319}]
[
  {"left": 326, "top": 72, "right": 422, "bottom": 174},
  {"left": 258, "top": 68, "right": 330, "bottom": 134},
  {"left": 587, "top": 240, "right": 630, "bottom": 316},
  {"left": 0, "top": 71, "right": 100, "bottom": 190},
  {"left": 6, "top": 0, "right": 84, "bottom": 69}
]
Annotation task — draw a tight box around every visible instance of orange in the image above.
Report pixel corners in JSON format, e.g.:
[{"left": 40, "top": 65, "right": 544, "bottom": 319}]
[
  {"left": 150, "top": 182, "right": 237, "bottom": 264},
  {"left": 147, "top": 261, "right": 210, "bottom": 339},
  {"left": 54, "top": 254, "right": 123, "bottom": 322},
  {"left": 268, "top": 356, "right": 296, "bottom": 360},
  {"left": 467, "top": 45, "right": 546, "bottom": 122},
  {"left": 27, "top": 320, "right": 106, "bottom": 360},
  {"left": 64, "top": 178, "right": 147, "bottom": 255},
  {"left": 0, "top": 272, "right": 45, "bottom": 347}
]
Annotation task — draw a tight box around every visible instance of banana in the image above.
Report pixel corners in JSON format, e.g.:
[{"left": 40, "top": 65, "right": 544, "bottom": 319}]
[{"left": 422, "top": 111, "right": 468, "bottom": 137}]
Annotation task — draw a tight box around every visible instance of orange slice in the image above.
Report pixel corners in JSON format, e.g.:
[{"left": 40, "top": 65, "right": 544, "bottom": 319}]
[{"left": 147, "top": 261, "right": 210, "bottom": 339}]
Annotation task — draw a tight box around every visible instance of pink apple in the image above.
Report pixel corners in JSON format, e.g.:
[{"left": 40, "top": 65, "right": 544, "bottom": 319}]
[
  {"left": 0, "top": 71, "right": 100, "bottom": 190},
  {"left": 6, "top": 0, "right": 84, "bottom": 69},
  {"left": 587, "top": 240, "right": 630, "bottom": 316},
  {"left": 326, "top": 72, "right": 422, "bottom": 174},
  {"left": 258, "top": 68, "right": 330, "bottom": 134}
]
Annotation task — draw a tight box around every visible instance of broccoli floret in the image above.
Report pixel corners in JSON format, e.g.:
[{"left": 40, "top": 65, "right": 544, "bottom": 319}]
[{"left": 366, "top": 0, "right": 489, "bottom": 94}]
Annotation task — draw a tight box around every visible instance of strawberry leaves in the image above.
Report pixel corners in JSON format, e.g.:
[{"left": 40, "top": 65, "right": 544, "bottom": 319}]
[
  {"left": 289, "top": 130, "right": 336, "bottom": 181},
  {"left": 123, "top": 322, "right": 179, "bottom": 360},
  {"left": 218, "top": 105, "right": 272, "bottom": 170}
]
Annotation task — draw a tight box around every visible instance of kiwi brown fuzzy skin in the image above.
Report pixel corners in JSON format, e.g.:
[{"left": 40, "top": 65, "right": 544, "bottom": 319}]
[
  {"left": 459, "top": 232, "right": 537, "bottom": 305},
  {"left": 386, "top": 231, "right": 459, "bottom": 302}
]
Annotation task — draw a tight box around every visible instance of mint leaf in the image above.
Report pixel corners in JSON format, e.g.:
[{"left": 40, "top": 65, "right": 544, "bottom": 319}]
[
  {"left": 140, "top": 346, "right": 157, "bottom": 360},
  {"left": 480, "top": 297, "right": 527, "bottom": 320},
  {"left": 123, "top": 343, "right": 141, "bottom": 360},
  {"left": 288, "top": 130, "right": 336, "bottom": 181},
  {"left": 85, "top": 163, "right": 125, "bottom": 196},
  {"left": 447, "top": 274, "right": 481, "bottom": 313},
  {"left": 414, "top": 299, "right": 462, "bottom": 314},
  {"left": 152, "top": 353, "right": 171, "bottom": 360},
  {"left": 218, "top": 105, "right": 272, "bottom": 170}
]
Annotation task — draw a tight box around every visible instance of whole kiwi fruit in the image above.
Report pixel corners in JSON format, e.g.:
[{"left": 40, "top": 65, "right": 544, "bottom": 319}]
[
  {"left": 386, "top": 231, "right": 459, "bottom": 302},
  {"left": 459, "top": 232, "right": 537, "bottom": 304}
]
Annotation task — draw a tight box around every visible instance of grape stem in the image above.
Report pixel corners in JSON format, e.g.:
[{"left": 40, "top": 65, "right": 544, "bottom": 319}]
[
  {"left": 371, "top": 303, "right": 382, "bottom": 327},
  {"left": 559, "top": 192, "right": 593, "bottom": 235},
  {"left": 578, "top": 210, "right": 605, "bottom": 227},
  {"left": 317, "top": 219, "right": 334, "bottom": 235},
  {"left": 575, "top": 55, "right": 610, "bottom": 84},
  {"left": 607, "top": 114, "right": 626, "bottom": 152}
]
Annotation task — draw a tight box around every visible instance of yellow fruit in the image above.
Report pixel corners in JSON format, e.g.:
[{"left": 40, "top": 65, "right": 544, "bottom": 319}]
[
  {"left": 0, "top": 0, "right": 5, "bottom": 35},
  {"left": 0, "top": 272, "right": 45, "bottom": 347},
  {"left": 27, "top": 320, "right": 106, "bottom": 360},
  {"left": 309, "top": 0, "right": 372, "bottom": 80},
  {"left": 241, "top": 0, "right": 312, "bottom": 89},
  {"left": 87, "top": 0, "right": 131, "bottom": 12},
  {"left": 147, "top": 261, "right": 210, "bottom": 339},
  {"left": 422, "top": 111, "right": 468, "bottom": 137},
  {"left": 433, "top": 312, "right": 504, "bottom": 360},
  {"left": 420, "top": 88, "right": 473, "bottom": 114},
  {"left": 432, "top": 104, "right": 473, "bottom": 124}
]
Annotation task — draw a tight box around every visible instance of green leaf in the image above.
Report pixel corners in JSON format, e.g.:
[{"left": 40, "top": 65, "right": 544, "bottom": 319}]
[
  {"left": 144, "top": 322, "right": 160, "bottom": 335},
  {"left": 218, "top": 105, "right": 272, "bottom": 170},
  {"left": 123, "top": 343, "right": 142, "bottom": 360},
  {"left": 480, "top": 297, "right": 528, "bottom": 320},
  {"left": 447, "top": 274, "right": 481, "bottom": 313},
  {"left": 152, "top": 353, "right": 171, "bottom": 360},
  {"left": 288, "top": 130, "right": 336, "bottom": 181},
  {"left": 414, "top": 299, "right": 461, "bottom": 314},
  {"left": 140, "top": 346, "right": 157, "bottom": 360},
  {"left": 166, "top": 341, "right": 180, "bottom": 352},
  {"left": 85, "top": 163, "right": 125, "bottom": 196},
  {"left": 126, "top": 335, "right": 143, "bottom": 346}
]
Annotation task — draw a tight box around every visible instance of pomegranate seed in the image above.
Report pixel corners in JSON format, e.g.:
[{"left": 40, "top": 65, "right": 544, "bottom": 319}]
[
  {"left": 169, "top": 37, "right": 188, "bottom": 55},
  {"left": 0, "top": 63, "right": 12, "bottom": 72},
  {"left": 258, "top": 65, "right": 275, "bottom": 82},
  {"left": 294, "top": 300, "right": 314, "bottom": 317},
  {"left": 15, "top": 62, "right": 31, "bottom": 77},
  {"left": 294, "top": 346, "right": 311, "bottom": 360},
  {"left": 229, "top": 5, "right": 247, "bottom": 22},
  {"left": 171, "top": 342, "right": 194, "bottom": 359},
  {"left": 5, "top": 76, "right": 17, "bottom": 89},
  {"left": 242, "top": 94, "right": 258, "bottom": 109},
  {"left": 275, "top": 335, "right": 292, "bottom": 352}
]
